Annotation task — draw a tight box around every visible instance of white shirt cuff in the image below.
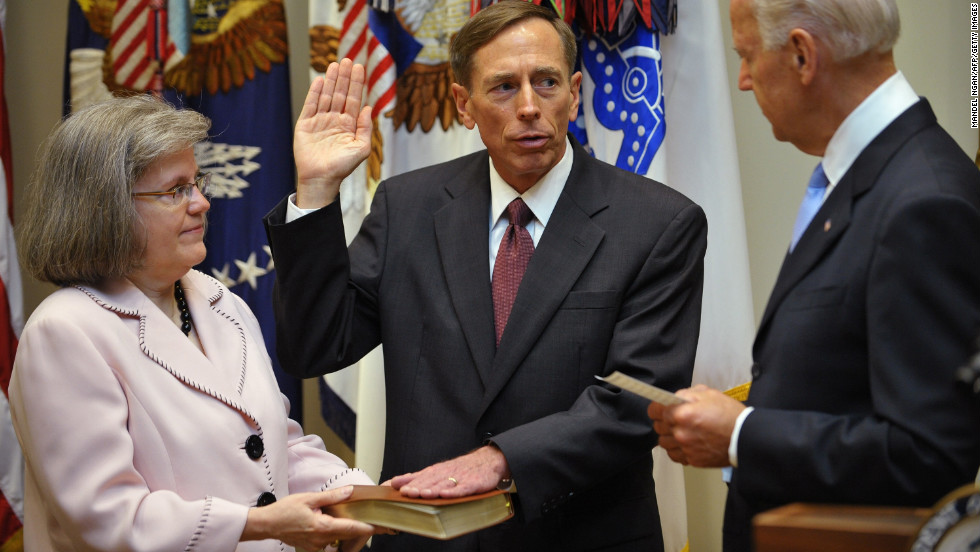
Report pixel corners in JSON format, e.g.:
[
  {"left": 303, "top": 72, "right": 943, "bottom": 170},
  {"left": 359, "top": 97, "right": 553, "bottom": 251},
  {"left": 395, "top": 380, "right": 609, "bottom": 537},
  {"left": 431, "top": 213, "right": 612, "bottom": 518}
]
[
  {"left": 728, "top": 406, "right": 755, "bottom": 468},
  {"left": 285, "top": 192, "right": 322, "bottom": 223}
]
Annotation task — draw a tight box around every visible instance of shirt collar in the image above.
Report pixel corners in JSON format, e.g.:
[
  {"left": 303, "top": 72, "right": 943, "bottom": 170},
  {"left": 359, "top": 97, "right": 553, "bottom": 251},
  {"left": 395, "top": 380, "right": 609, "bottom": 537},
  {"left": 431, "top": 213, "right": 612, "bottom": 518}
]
[
  {"left": 822, "top": 71, "right": 919, "bottom": 186},
  {"left": 489, "top": 136, "right": 573, "bottom": 228}
]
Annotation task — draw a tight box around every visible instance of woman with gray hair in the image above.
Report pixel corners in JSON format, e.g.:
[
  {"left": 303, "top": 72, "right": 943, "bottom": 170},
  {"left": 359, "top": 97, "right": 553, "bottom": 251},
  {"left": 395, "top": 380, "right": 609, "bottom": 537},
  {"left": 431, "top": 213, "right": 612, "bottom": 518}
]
[{"left": 9, "top": 95, "right": 380, "bottom": 552}]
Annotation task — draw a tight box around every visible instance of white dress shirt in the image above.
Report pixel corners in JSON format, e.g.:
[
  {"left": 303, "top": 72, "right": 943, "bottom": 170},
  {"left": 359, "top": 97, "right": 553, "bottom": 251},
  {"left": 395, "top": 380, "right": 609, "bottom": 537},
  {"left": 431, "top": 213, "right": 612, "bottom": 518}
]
[{"left": 488, "top": 137, "right": 573, "bottom": 278}]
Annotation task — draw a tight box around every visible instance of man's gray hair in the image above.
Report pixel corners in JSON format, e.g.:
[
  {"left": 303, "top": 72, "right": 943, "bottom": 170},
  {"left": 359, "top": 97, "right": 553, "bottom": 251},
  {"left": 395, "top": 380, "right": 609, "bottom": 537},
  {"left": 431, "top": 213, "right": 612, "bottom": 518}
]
[
  {"left": 19, "top": 95, "right": 210, "bottom": 287},
  {"left": 753, "top": 0, "right": 900, "bottom": 62}
]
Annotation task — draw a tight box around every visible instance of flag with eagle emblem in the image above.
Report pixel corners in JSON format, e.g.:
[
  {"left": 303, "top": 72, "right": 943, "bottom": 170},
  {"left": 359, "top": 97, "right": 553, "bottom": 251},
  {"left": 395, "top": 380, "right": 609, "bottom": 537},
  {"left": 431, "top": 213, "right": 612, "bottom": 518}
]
[{"left": 65, "top": 0, "right": 303, "bottom": 422}]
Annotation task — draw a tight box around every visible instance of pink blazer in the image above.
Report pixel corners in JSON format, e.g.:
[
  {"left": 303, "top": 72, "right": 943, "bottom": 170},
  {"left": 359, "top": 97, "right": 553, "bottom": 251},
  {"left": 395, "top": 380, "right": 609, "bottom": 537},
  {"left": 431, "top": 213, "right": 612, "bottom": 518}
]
[{"left": 9, "top": 270, "right": 372, "bottom": 551}]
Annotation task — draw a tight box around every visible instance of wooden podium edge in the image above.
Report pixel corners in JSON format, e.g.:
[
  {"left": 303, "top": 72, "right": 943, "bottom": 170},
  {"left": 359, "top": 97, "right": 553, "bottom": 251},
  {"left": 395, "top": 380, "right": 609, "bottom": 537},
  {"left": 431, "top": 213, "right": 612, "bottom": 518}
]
[{"left": 753, "top": 502, "right": 931, "bottom": 552}]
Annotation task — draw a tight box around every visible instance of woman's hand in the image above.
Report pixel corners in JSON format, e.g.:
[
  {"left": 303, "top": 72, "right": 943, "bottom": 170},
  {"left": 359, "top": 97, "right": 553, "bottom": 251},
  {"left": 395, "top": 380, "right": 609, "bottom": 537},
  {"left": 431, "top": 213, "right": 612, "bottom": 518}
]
[{"left": 241, "top": 486, "right": 376, "bottom": 550}]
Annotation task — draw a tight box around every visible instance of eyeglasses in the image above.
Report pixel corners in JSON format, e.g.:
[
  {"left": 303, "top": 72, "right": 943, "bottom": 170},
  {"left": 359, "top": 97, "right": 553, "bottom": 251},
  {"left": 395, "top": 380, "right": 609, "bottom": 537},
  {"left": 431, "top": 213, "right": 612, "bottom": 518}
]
[{"left": 132, "top": 172, "right": 212, "bottom": 206}]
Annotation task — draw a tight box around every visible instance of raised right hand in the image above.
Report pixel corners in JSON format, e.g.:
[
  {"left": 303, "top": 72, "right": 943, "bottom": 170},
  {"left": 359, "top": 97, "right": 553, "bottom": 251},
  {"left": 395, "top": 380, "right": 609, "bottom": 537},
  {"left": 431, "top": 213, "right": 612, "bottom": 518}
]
[{"left": 294, "top": 58, "right": 373, "bottom": 209}]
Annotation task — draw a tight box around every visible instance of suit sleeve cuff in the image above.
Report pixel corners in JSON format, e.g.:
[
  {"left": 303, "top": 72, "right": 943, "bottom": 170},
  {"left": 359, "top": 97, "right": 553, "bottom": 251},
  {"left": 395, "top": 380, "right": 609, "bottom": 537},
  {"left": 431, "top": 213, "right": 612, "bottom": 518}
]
[{"left": 285, "top": 192, "right": 324, "bottom": 223}]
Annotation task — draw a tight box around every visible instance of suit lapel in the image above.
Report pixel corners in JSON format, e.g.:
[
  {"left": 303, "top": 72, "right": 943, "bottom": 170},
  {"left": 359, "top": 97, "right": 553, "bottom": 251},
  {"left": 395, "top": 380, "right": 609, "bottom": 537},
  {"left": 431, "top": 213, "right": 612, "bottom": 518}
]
[
  {"left": 756, "top": 100, "right": 937, "bottom": 341},
  {"left": 85, "top": 275, "right": 253, "bottom": 416},
  {"left": 435, "top": 154, "right": 497, "bottom": 385},
  {"left": 756, "top": 185, "right": 852, "bottom": 335},
  {"left": 481, "top": 145, "right": 608, "bottom": 409}
]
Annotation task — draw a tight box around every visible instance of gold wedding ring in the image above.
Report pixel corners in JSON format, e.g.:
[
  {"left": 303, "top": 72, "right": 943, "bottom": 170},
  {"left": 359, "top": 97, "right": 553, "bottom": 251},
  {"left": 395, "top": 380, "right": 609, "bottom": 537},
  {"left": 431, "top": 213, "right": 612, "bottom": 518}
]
[{"left": 447, "top": 477, "right": 458, "bottom": 486}]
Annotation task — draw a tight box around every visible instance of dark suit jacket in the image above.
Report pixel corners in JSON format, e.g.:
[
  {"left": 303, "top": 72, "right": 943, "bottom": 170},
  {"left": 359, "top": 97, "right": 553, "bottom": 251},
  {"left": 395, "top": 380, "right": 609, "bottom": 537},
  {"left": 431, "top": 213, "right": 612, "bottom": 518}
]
[
  {"left": 723, "top": 100, "right": 980, "bottom": 552},
  {"left": 264, "top": 138, "right": 707, "bottom": 551}
]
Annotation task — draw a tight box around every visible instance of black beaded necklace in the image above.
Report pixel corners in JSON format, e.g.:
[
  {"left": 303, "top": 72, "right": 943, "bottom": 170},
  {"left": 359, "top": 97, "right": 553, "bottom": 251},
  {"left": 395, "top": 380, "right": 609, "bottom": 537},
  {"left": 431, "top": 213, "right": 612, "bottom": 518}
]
[{"left": 174, "top": 280, "right": 192, "bottom": 336}]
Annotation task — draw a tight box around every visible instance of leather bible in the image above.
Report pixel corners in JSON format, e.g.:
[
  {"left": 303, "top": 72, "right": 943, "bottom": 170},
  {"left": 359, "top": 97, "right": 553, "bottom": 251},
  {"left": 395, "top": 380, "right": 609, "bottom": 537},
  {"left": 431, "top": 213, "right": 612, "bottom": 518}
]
[{"left": 326, "top": 486, "right": 514, "bottom": 540}]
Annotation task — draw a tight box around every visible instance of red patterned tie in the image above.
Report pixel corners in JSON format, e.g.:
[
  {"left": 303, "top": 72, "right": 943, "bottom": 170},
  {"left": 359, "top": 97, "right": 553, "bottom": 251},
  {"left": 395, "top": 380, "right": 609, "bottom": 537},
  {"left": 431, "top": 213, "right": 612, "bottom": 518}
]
[{"left": 493, "top": 198, "right": 535, "bottom": 346}]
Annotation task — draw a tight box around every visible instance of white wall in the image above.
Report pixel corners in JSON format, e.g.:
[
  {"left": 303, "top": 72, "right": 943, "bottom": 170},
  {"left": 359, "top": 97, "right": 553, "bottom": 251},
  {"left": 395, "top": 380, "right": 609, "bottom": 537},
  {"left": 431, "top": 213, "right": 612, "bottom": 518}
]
[{"left": 6, "top": 1, "right": 976, "bottom": 550}]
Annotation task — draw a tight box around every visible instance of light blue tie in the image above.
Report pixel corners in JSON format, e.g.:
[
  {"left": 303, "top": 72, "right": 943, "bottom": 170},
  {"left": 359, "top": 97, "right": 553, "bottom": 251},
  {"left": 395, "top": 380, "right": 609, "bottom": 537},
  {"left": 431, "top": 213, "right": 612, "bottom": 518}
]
[{"left": 790, "top": 163, "right": 829, "bottom": 252}]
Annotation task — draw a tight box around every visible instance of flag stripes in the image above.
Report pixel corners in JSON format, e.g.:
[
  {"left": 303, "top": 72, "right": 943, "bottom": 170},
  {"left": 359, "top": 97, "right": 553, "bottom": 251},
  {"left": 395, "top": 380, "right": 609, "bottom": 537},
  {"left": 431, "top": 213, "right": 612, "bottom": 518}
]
[
  {"left": 110, "top": 0, "right": 181, "bottom": 92},
  {"left": 366, "top": 36, "right": 395, "bottom": 112},
  {"left": 111, "top": 0, "right": 157, "bottom": 89},
  {"left": 334, "top": 0, "right": 396, "bottom": 116},
  {"left": 0, "top": 4, "right": 24, "bottom": 547},
  {"left": 340, "top": 0, "right": 368, "bottom": 62}
]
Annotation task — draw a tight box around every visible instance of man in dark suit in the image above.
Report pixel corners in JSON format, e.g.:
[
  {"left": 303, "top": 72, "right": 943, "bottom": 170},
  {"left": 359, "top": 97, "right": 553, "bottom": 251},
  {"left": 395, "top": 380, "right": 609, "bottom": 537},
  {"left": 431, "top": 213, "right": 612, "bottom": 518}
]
[
  {"left": 263, "top": 2, "right": 706, "bottom": 550},
  {"left": 649, "top": 0, "right": 980, "bottom": 550}
]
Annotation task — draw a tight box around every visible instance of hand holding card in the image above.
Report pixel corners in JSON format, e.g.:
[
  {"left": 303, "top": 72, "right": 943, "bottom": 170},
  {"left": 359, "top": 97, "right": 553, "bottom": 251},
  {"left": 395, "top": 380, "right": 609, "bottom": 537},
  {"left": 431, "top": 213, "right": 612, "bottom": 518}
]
[{"left": 597, "top": 371, "right": 688, "bottom": 405}]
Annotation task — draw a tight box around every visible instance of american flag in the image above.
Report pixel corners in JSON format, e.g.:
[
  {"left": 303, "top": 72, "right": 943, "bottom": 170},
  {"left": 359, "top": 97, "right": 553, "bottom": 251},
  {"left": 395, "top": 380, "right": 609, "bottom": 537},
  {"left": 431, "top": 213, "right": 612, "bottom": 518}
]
[
  {"left": 0, "top": 0, "right": 25, "bottom": 547},
  {"left": 109, "top": 0, "right": 183, "bottom": 94},
  {"left": 337, "top": 0, "right": 397, "bottom": 115}
]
